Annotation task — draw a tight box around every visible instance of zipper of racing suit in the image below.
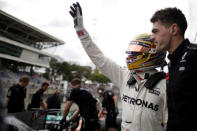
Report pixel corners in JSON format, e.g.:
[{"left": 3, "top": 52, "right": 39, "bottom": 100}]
[
  {"left": 138, "top": 80, "right": 147, "bottom": 131},
  {"left": 132, "top": 74, "right": 147, "bottom": 130}
]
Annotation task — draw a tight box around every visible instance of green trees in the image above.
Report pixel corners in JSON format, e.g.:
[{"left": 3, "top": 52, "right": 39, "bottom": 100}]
[
  {"left": 89, "top": 68, "right": 111, "bottom": 84},
  {"left": 43, "top": 58, "right": 110, "bottom": 84}
]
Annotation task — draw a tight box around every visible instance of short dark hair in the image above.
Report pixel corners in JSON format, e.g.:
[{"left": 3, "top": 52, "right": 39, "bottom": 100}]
[
  {"left": 41, "top": 82, "right": 49, "bottom": 87},
  {"left": 19, "top": 75, "right": 30, "bottom": 83},
  {"left": 71, "top": 78, "right": 81, "bottom": 86},
  {"left": 150, "top": 7, "right": 187, "bottom": 35}
]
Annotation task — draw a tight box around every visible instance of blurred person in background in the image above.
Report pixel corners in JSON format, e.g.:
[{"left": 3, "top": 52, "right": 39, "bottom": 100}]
[
  {"left": 7, "top": 75, "right": 30, "bottom": 113},
  {"left": 97, "top": 87, "right": 118, "bottom": 131},
  {"left": 0, "top": 81, "right": 6, "bottom": 131},
  {"left": 46, "top": 89, "right": 61, "bottom": 110},
  {"left": 28, "top": 82, "right": 49, "bottom": 110},
  {"left": 60, "top": 78, "right": 100, "bottom": 131}
]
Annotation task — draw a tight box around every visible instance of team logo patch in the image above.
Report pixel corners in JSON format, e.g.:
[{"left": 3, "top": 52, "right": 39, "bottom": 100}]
[
  {"left": 181, "top": 52, "right": 188, "bottom": 60},
  {"left": 149, "top": 89, "right": 160, "bottom": 96},
  {"left": 122, "top": 94, "right": 159, "bottom": 111},
  {"left": 180, "top": 52, "right": 187, "bottom": 63},
  {"left": 179, "top": 66, "right": 185, "bottom": 71}
]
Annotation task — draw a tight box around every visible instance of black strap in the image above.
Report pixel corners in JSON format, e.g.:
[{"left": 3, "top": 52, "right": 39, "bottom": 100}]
[
  {"left": 127, "top": 75, "right": 136, "bottom": 86},
  {"left": 144, "top": 72, "right": 166, "bottom": 90}
]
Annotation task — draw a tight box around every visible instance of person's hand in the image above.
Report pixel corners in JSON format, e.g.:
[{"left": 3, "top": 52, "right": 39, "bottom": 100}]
[
  {"left": 75, "top": 126, "right": 81, "bottom": 131},
  {"left": 69, "top": 2, "right": 88, "bottom": 39},
  {"left": 69, "top": 2, "right": 83, "bottom": 30},
  {"left": 102, "top": 111, "right": 108, "bottom": 115}
]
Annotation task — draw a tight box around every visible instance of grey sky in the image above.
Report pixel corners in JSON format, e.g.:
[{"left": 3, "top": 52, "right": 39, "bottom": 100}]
[
  {"left": 0, "top": 0, "right": 7, "bottom": 9},
  {"left": 0, "top": 0, "right": 196, "bottom": 68}
]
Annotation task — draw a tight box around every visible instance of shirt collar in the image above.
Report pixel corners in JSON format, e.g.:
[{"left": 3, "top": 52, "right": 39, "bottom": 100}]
[
  {"left": 133, "top": 69, "right": 157, "bottom": 84},
  {"left": 168, "top": 39, "right": 190, "bottom": 61}
]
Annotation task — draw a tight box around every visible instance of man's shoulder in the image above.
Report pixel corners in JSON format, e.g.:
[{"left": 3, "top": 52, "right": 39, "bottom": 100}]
[
  {"left": 105, "top": 90, "right": 113, "bottom": 94},
  {"left": 187, "top": 43, "right": 197, "bottom": 50},
  {"left": 47, "top": 95, "right": 53, "bottom": 100},
  {"left": 104, "top": 90, "right": 114, "bottom": 97},
  {"left": 32, "top": 90, "right": 41, "bottom": 98},
  {"left": 70, "top": 87, "right": 83, "bottom": 95},
  {"left": 7, "top": 84, "right": 20, "bottom": 97},
  {"left": 9, "top": 84, "right": 19, "bottom": 90},
  {"left": 36, "top": 89, "right": 43, "bottom": 94},
  {"left": 186, "top": 43, "right": 197, "bottom": 58},
  {"left": 71, "top": 87, "right": 80, "bottom": 92},
  {"left": 73, "top": 86, "right": 89, "bottom": 92}
]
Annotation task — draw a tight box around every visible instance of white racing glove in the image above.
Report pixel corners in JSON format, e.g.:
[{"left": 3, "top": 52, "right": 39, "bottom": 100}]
[{"left": 69, "top": 2, "right": 89, "bottom": 40}]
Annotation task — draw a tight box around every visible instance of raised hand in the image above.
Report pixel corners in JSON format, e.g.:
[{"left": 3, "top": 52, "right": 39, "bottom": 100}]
[
  {"left": 69, "top": 2, "right": 88, "bottom": 39},
  {"left": 69, "top": 2, "right": 83, "bottom": 28}
]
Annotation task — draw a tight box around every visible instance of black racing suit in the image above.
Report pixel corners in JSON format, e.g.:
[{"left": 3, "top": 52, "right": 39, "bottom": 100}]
[
  {"left": 67, "top": 86, "right": 100, "bottom": 131},
  {"left": 166, "top": 39, "right": 197, "bottom": 131},
  {"left": 102, "top": 90, "right": 117, "bottom": 128}
]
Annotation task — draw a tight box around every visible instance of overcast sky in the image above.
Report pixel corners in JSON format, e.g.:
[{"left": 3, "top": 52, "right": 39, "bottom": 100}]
[{"left": 1, "top": 0, "right": 197, "bottom": 68}]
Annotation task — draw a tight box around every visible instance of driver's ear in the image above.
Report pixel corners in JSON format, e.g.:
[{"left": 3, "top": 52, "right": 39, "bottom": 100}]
[{"left": 170, "top": 24, "right": 178, "bottom": 35}]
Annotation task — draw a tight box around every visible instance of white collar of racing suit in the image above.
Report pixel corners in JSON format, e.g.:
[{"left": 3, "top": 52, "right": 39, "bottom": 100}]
[{"left": 132, "top": 69, "right": 158, "bottom": 84}]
